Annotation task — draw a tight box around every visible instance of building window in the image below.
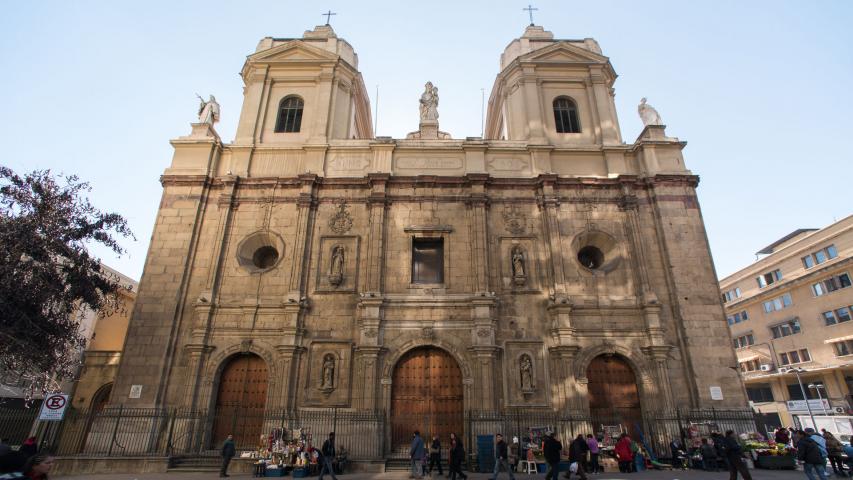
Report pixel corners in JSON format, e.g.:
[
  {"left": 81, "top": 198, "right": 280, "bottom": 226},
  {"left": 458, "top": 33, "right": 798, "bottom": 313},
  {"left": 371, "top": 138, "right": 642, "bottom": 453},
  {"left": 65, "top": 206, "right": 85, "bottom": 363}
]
[
  {"left": 412, "top": 238, "right": 444, "bottom": 284},
  {"left": 553, "top": 97, "right": 581, "bottom": 133},
  {"left": 733, "top": 333, "right": 755, "bottom": 349},
  {"left": 763, "top": 293, "right": 793, "bottom": 313},
  {"left": 727, "top": 310, "right": 749, "bottom": 325},
  {"left": 779, "top": 348, "right": 811, "bottom": 366},
  {"left": 756, "top": 269, "right": 782, "bottom": 288},
  {"left": 746, "top": 385, "right": 774, "bottom": 403},
  {"left": 788, "top": 382, "right": 821, "bottom": 400},
  {"left": 740, "top": 359, "right": 761, "bottom": 372},
  {"left": 274, "top": 96, "right": 304, "bottom": 133},
  {"left": 770, "top": 319, "right": 801, "bottom": 339},
  {"left": 722, "top": 287, "right": 743, "bottom": 304},
  {"left": 803, "top": 244, "right": 839, "bottom": 269},
  {"left": 812, "top": 273, "right": 852, "bottom": 297},
  {"left": 823, "top": 306, "right": 852, "bottom": 326},
  {"left": 834, "top": 340, "right": 853, "bottom": 357}
]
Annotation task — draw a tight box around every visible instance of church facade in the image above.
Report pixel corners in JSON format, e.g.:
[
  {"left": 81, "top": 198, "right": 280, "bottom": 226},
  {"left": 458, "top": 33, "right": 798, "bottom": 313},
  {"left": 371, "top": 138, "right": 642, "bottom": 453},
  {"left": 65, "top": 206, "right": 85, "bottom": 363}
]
[{"left": 110, "top": 24, "right": 746, "bottom": 454}]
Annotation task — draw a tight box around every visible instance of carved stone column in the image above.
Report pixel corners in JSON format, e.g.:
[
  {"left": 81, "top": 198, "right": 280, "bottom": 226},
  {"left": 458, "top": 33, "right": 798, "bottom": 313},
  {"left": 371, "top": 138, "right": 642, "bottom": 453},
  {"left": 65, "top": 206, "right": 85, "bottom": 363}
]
[
  {"left": 466, "top": 174, "right": 490, "bottom": 293},
  {"left": 548, "top": 345, "right": 581, "bottom": 413},
  {"left": 364, "top": 174, "right": 389, "bottom": 294},
  {"left": 471, "top": 346, "right": 500, "bottom": 410},
  {"left": 642, "top": 344, "right": 674, "bottom": 411},
  {"left": 354, "top": 346, "right": 384, "bottom": 410},
  {"left": 537, "top": 175, "right": 566, "bottom": 295},
  {"left": 182, "top": 343, "right": 215, "bottom": 408},
  {"left": 275, "top": 345, "right": 305, "bottom": 411}
]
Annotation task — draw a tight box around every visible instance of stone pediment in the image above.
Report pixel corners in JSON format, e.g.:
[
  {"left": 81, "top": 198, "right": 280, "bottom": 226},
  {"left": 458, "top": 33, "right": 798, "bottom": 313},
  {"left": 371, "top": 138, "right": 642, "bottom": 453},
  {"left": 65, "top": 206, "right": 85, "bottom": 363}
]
[
  {"left": 520, "top": 42, "right": 609, "bottom": 65},
  {"left": 248, "top": 41, "right": 341, "bottom": 64}
]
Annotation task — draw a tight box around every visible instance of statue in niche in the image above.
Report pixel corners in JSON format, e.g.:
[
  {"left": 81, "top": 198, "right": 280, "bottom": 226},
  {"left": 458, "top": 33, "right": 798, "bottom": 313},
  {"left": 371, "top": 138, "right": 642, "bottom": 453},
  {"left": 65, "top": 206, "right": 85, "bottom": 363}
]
[
  {"left": 328, "top": 245, "right": 345, "bottom": 286},
  {"left": 419, "top": 81, "right": 439, "bottom": 122},
  {"left": 638, "top": 97, "right": 663, "bottom": 126},
  {"left": 511, "top": 246, "right": 527, "bottom": 286},
  {"left": 196, "top": 94, "right": 220, "bottom": 125},
  {"left": 520, "top": 354, "right": 535, "bottom": 392},
  {"left": 321, "top": 354, "right": 335, "bottom": 391}
]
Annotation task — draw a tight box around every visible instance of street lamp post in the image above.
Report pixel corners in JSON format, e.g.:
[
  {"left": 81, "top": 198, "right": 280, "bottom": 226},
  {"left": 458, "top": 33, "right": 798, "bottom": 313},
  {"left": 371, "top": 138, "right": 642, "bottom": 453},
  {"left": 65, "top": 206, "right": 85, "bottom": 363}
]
[
  {"left": 809, "top": 383, "right": 829, "bottom": 416},
  {"left": 789, "top": 368, "right": 818, "bottom": 430}
]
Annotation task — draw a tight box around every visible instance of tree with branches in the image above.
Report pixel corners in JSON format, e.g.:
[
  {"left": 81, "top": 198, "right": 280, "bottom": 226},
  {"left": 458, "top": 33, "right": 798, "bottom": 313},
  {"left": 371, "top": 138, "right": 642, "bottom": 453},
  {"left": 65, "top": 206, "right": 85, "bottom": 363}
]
[{"left": 0, "top": 166, "right": 134, "bottom": 401}]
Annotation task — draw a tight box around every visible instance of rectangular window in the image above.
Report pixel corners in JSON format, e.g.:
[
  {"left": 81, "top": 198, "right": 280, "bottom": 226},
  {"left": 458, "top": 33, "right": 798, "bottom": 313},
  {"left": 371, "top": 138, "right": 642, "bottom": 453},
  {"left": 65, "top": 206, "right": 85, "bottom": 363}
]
[
  {"left": 412, "top": 238, "right": 444, "bottom": 284},
  {"left": 757, "top": 270, "right": 783, "bottom": 288},
  {"left": 763, "top": 293, "right": 793, "bottom": 313},
  {"left": 722, "top": 287, "right": 743, "bottom": 303},
  {"left": 780, "top": 353, "right": 789, "bottom": 365},
  {"left": 803, "top": 255, "right": 815, "bottom": 269},
  {"left": 837, "top": 307, "right": 852, "bottom": 323},
  {"left": 835, "top": 341, "right": 853, "bottom": 357},
  {"left": 747, "top": 385, "right": 774, "bottom": 403},
  {"left": 824, "top": 310, "right": 838, "bottom": 325},
  {"left": 813, "top": 282, "right": 826, "bottom": 296},
  {"left": 733, "top": 334, "right": 755, "bottom": 349},
  {"left": 814, "top": 273, "right": 851, "bottom": 296},
  {"left": 771, "top": 319, "right": 801, "bottom": 339},
  {"left": 803, "top": 245, "right": 838, "bottom": 269},
  {"left": 800, "top": 349, "right": 810, "bottom": 362},
  {"left": 789, "top": 350, "right": 801, "bottom": 363},
  {"left": 816, "top": 250, "right": 828, "bottom": 264},
  {"left": 788, "top": 383, "right": 819, "bottom": 400},
  {"left": 827, "top": 245, "right": 838, "bottom": 259},
  {"left": 780, "top": 348, "right": 810, "bottom": 365}
]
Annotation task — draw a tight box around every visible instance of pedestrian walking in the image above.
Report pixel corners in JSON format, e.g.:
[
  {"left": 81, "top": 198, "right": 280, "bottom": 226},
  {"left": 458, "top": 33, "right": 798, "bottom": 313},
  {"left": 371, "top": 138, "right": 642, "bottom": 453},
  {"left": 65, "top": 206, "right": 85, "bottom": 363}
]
[
  {"left": 615, "top": 434, "right": 633, "bottom": 473},
  {"left": 797, "top": 430, "right": 829, "bottom": 480},
  {"left": 220, "top": 434, "right": 235, "bottom": 478},
  {"left": 723, "top": 430, "right": 752, "bottom": 480},
  {"left": 491, "top": 433, "right": 515, "bottom": 480},
  {"left": 3, "top": 453, "right": 55, "bottom": 480},
  {"left": 319, "top": 432, "right": 339, "bottom": 480},
  {"left": 411, "top": 430, "right": 426, "bottom": 479},
  {"left": 700, "top": 438, "right": 719, "bottom": 471},
  {"left": 586, "top": 434, "right": 600, "bottom": 474},
  {"left": 449, "top": 437, "right": 468, "bottom": 480},
  {"left": 566, "top": 434, "right": 589, "bottom": 480},
  {"left": 428, "top": 435, "right": 444, "bottom": 476},
  {"left": 823, "top": 430, "right": 844, "bottom": 476},
  {"left": 509, "top": 437, "right": 519, "bottom": 472},
  {"left": 543, "top": 432, "right": 562, "bottom": 480}
]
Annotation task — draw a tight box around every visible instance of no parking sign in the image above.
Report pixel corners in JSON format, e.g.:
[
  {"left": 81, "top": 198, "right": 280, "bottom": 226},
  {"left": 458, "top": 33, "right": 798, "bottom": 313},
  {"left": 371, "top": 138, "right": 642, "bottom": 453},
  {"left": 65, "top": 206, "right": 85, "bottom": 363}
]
[{"left": 38, "top": 394, "right": 69, "bottom": 421}]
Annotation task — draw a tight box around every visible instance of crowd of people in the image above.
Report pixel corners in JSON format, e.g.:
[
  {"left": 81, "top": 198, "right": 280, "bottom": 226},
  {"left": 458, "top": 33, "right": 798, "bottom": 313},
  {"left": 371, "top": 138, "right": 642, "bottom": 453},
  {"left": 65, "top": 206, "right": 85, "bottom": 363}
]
[{"left": 0, "top": 437, "right": 54, "bottom": 479}]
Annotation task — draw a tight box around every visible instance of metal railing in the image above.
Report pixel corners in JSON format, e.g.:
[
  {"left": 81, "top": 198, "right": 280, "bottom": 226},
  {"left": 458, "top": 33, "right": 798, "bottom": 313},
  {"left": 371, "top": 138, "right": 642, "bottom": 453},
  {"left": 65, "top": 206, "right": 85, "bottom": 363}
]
[{"left": 0, "top": 406, "right": 756, "bottom": 460}]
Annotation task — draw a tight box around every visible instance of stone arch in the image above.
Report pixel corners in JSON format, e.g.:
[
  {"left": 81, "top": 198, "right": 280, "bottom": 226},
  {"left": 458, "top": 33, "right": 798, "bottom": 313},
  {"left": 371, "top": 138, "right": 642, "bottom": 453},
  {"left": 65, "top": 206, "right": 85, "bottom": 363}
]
[
  {"left": 381, "top": 337, "right": 473, "bottom": 382},
  {"left": 573, "top": 343, "right": 653, "bottom": 385},
  {"left": 200, "top": 340, "right": 279, "bottom": 412}
]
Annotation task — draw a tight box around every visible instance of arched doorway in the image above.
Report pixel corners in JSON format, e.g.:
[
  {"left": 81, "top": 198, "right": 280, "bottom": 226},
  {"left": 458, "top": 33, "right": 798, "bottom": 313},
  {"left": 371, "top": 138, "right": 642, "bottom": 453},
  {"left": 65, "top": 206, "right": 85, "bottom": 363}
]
[
  {"left": 391, "top": 347, "right": 463, "bottom": 453},
  {"left": 79, "top": 383, "right": 113, "bottom": 453},
  {"left": 212, "top": 353, "right": 268, "bottom": 448},
  {"left": 586, "top": 355, "right": 643, "bottom": 438}
]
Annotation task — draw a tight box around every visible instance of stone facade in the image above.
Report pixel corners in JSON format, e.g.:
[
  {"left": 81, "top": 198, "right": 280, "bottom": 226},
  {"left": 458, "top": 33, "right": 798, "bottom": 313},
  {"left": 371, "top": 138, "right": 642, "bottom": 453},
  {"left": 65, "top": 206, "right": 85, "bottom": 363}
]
[{"left": 110, "top": 24, "right": 746, "bottom": 429}]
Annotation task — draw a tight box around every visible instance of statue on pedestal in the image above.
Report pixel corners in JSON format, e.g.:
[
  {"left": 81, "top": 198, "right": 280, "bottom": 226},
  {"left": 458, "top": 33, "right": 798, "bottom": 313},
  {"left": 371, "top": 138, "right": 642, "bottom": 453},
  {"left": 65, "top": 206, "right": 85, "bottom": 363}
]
[
  {"left": 520, "top": 354, "right": 535, "bottom": 391},
  {"left": 321, "top": 354, "right": 335, "bottom": 391},
  {"left": 197, "top": 94, "right": 220, "bottom": 125},
  {"left": 419, "top": 82, "right": 439, "bottom": 122},
  {"left": 511, "top": 246, "right": 527, "bottom": 286},
  {"left": 328, "top": 245, "right": 345, "bottom": 286},
  {"left": 638, "top": 97, "right": 663, "bottom": 126}
]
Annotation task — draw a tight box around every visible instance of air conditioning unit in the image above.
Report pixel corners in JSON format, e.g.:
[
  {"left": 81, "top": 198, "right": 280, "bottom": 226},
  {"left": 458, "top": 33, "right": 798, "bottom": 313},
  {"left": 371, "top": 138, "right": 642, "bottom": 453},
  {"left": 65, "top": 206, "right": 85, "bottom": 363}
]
[
  {"left": 834, "top": 406, "right": 845, "bottom": 414},
  {"left": 759, "top": 364, "right": 774, "bottom": 372}
]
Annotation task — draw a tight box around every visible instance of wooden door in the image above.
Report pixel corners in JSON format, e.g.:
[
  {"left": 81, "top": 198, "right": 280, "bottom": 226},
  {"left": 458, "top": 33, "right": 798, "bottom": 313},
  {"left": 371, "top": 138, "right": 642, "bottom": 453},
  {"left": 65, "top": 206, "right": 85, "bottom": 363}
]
[
  {"left": 586, "top": 355, "right": 642, "bottom": 437},
  {"left": 212, "top": 354, "right": 268, "bottom": 448},
  {"left": 391, "top": 347, "right": 463, "bottom": 452}
]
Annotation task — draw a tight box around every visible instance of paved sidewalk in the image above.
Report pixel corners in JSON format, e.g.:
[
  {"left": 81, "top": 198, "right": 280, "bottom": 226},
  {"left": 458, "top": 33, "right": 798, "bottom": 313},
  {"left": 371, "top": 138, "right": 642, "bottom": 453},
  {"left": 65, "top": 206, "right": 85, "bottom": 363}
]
[{"left": 56, "top": 469, "right": 808, "bottom": 480}]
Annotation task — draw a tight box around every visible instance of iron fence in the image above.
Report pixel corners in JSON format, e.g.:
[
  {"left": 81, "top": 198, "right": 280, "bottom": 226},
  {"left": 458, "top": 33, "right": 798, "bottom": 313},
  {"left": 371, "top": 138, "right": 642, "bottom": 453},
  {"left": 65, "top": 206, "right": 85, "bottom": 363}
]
[{"left": 0, "top": 406, "right": 756, "bottom": 461}]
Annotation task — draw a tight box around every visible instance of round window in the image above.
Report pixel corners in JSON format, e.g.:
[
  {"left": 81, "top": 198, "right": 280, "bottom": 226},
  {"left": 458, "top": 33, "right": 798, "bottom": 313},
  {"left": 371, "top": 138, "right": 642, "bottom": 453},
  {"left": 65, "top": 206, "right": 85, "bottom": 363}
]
[
  {"left": 252, "top": 246, "right": 279, "bottom": 269},
  {"left": 577, "top": 246, "right": 605, "bottom": 270}
]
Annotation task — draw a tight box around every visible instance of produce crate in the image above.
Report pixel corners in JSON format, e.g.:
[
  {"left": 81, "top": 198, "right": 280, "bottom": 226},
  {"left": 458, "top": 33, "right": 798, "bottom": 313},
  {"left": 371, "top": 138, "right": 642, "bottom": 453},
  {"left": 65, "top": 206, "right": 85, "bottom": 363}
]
[{"left": 755, "top": 455, "right": 796, "bottom": 470}]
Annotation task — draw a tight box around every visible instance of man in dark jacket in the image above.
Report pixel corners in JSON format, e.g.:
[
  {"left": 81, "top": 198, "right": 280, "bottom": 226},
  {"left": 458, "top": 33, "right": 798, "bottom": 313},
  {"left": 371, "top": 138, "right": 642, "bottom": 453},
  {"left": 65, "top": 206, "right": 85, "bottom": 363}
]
[
  {"left": 449, "top": 438, "right": 468, "bottom": 480},
  {"left": 491, "top": 434, "right": 515, "bottom": 480},
  {"left": 723, "top": 430, "right": 752, "bottom": 480},
  {"left": 796, "top": 430, "right": 828, "bottom": 480},
  {"left": 543, "top": 432, "right": 563, "bottom": 480},
  {"left": 319, "top": 432, "right": 338, "bottom": 480},
  {"left": 566, "top": 435, "right": 589, "bottom": 480},
  {"left": 220, "top": 434, "right": 235, "bottom": 478},
  {"left": 428, "top": 435, "right": 444, "bottom": 476},
  {"left": 411, "top": 431, "right": 426, "bottom": 479}
]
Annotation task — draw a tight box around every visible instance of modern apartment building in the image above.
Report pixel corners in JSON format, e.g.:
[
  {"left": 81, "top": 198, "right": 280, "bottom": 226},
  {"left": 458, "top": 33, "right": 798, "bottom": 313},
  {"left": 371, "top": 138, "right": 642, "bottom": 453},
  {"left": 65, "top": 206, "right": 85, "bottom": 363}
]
[{"left": 720, "top": 215, "right": 853, "bottom": 428}]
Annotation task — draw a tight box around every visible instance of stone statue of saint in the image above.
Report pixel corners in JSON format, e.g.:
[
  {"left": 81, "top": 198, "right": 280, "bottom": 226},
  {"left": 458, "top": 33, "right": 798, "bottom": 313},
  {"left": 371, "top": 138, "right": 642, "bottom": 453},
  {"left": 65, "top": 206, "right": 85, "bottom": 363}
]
[
  {"left": 637, "top": 97, "right": 663, "bottom": 126},
  {"left": 321, "top": 354, "right": 335, "bottom": 389},
  {"left": 197, "top": 94, "right": 220, "bottom": 125},
  {"left": 520, "top": 354, "right": 534, "bottom": 391},
  {"left": 419, "top": 82, "right": 439, "bottom": 122},
  {"left": 512, "top": 247, "right": 525, "bottom": 278},
  {"left": 329, "top": 246, "right": 345, "bottom": 285}
]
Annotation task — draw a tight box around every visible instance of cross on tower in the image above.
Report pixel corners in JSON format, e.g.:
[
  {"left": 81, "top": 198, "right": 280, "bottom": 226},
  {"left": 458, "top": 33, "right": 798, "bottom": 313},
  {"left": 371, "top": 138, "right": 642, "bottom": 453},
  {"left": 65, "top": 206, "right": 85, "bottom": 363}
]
[
  {"left": 322, "top": 10, "right": 337, "bottom": 26},
  {"left": 523, "top": 4, "right": 538, "bottom": 26}
]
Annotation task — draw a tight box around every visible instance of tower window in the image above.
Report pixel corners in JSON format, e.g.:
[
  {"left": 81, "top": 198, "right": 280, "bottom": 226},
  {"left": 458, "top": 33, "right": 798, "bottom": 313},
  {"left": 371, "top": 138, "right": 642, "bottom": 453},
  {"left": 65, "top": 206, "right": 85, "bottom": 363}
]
[
  {"left": 553, "top": 97, "right": 581, "bottom": 133},
  {"left": 275, "top": 96, "right": 304, "bottom": 133},
  {"left": 412, "top": 238, "right": 444, "bottom": 284}
]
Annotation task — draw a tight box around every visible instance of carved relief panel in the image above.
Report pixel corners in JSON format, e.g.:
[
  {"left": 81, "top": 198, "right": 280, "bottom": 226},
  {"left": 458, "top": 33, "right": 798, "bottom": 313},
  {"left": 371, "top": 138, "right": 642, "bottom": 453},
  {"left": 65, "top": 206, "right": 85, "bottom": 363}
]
[
  {"left": 304, "top": 341, "right": 352, "bottom": 406},
  {"left": 503, "top": 341, "right": 548, "bottom": 406},
  {"left": 315, "top": 236, "right": 360, "bottom": 293}
]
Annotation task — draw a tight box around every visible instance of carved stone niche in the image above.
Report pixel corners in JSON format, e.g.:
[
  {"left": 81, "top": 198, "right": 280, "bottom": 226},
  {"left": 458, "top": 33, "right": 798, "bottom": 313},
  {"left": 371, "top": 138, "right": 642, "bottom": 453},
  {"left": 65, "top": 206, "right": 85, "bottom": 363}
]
[
  {"left": 305, "top": 341, "right": 352, "bottom": 406},
  {"left": 499, "top": 237, "right": 539, "bottom": 293},
  {"left": 503, "top": 341, "right": 548, "bottom": 406},
  {"left": 316, "top": 236, "right": 360, "bottom": 293}
]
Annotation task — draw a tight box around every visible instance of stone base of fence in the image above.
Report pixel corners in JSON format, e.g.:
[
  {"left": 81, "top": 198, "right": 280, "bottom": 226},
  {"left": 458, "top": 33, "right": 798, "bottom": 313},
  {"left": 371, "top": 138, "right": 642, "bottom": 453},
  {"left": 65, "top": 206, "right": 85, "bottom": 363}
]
[{"left": 53, "top": 456, "right": 169, "bottom": 476}]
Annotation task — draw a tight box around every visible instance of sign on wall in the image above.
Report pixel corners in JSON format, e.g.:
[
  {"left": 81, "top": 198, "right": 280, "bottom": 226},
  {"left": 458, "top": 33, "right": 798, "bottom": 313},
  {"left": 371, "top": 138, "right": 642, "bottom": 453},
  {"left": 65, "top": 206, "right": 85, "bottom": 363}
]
[
  {"left": 129, "top": 384, "right": 142, "bottom": 399},
  {"left": 38, "top": 394, "right": 69, "bottom": 421},
  {"left": 786, "top": 399, "right": 830, "bottom": 413},
  {"left": 710, "top": 386, "right": 724, "bottom": 400}
]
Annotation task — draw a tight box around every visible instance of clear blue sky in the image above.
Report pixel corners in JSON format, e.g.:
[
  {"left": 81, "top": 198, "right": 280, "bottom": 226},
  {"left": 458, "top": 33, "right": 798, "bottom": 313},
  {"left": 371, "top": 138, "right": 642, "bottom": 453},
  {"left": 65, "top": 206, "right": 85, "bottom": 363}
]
[{"left": 2, "top": 1, "right": 851, "bottom": 282}]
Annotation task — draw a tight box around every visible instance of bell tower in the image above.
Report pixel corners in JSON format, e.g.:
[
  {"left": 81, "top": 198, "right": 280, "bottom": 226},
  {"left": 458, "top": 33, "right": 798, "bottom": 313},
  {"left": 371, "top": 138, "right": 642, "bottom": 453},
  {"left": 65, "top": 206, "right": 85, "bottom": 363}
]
[{"left": 485, "top": 25, "right": 622, "bottom": 147}]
